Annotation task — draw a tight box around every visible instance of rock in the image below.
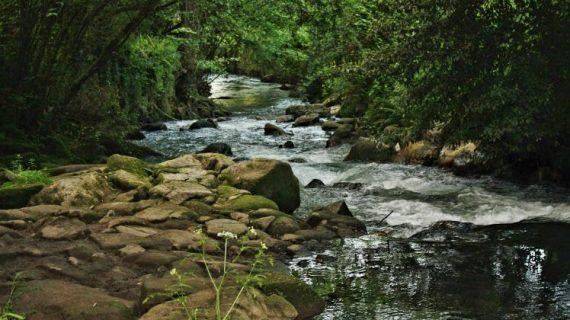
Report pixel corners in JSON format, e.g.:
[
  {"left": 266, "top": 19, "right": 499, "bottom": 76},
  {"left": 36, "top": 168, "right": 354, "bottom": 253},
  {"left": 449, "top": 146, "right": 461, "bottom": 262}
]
[
  {"left": 91, "top": 232, "right": 143, "bottom": 250},
  {"left": 135, "top": 203, "right": 192, "bottom": 223},
  {"left": 0, "top": 169, "right": 16, "bottom": 184},
  {"left": 276, "top": 115, "right": 294, "bottom": 123},
  {"left": 261, "top": 272, "right": 325, "bottom": 319},
  {"left": 141, "top": 122, "right": 167, "bottom": 131},
  {"left": 288, "top": 157, "right": 307, "bottom": 163},
  {"left": 266, "top": 216, "right": 300, "bottom": 236},
  {"left": 11, "top": 279, "right": 134, "bottom": 320},
  {"left": 194, "top": 153, "right": 235, "bottom": 172},
  {"left": 116, "top": 225, "right": 159, "bottom": 238},
  {"left": 125, "top": 130, "right": 145, "bottom": 140},
  {"left": 182, "top": 199, "right": 213, "bottom": 216},
  {"left": 305, "top": 179, "right": 325, "bottom": 188},
  {"left": 153, "top": 229, "right": 220, "bottom": 252},
  {"left": 0, "top": 184, "right": 44, "bottom": 209},
  {"left": 150, "top": 181, "right": 213, "bottom": 204},
  {"left": 157, "top": 154, "right": 202, "bottom": 170},
  {"left": 205, "top": 219, "right": 248, "bottom": 237},
  {"left": 254, "top": 216, "right": 276, "bottom": 231},
  {"left": 396, "top": 141, "right": 439, "bottom": 165},
  {"left": 306, "top": 209, "right": 366, "bottom": 237},
  {"left": 264, "top": 123, "right": 288, "bottom": 136},
  {"left": 345, "top": 138, "right": 396, "bottom": 162},
  {"left": 285, "top": 105, "right": 306, "bottom": 118},
  {"left": 199, "top": 142, "right": 233, "bottom": 156},
  {"left": 439, "top": 143, "right": 477, "bottom": 168},
  {"left": 280, "top": 83, "right": 295, "bottom": 90},
  {"left": 189, "top": 119, "right": 218, "bottom": 130},
  {"left": 40, "top": 218, "right": 87, "bottom": 240},
  {"left": 321, "top": 120, "right": 340, "bottom": 131},
  {"left": 332, "top": 182, "right": 363, "bottom": 190},
  {"left": 140, "top": 287, "right": 297, "bottom": 320},
  {"left": 215, "top": 194, "right": 279, "bottom": 213},
  {"left": 107, "top": 154, "right": 149, "bottom": 177},
  {"left": 282, "top": 141, "right": 295, "bottom": 149},
  {"left": 125, "top": 250, "right": 183, "bottom": 268},
  {"left": 314, "top": 200, "right": 353, "bottom": 217},
  {"left": 294, "top": 227, "right": 336, "bottom": 241},
  {"left": 46, "top": 164, "right": 104, "bottom": 176},
  {"left": 119, "top": 244, "right": 146, "bottom": 256},
  {"left": 330, "top": 105, "right": 342, "bottom": 116},
  {"left": 337, "top": 118, "right": 357, "bottom": 125},
  {"left": 109, "top": 169, "right": 150, "bottom": 191},
  {"left": 293, "top": 113, "right": 320, "bottom": 127},
  {"left": 220, "top": 159, "right": 300, "bottom": 213},
  {"left": 326, "top": 124, "right": 355, "bottom": 147},
  {"left": 31, "top": 170, "right": 112, "bottom": 207}
]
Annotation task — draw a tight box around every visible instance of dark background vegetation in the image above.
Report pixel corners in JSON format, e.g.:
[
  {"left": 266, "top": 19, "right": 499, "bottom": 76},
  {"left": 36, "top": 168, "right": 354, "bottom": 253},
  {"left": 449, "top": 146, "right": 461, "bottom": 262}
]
[{"left": 0, "top": 0, "right": 568, "bottom": 183}]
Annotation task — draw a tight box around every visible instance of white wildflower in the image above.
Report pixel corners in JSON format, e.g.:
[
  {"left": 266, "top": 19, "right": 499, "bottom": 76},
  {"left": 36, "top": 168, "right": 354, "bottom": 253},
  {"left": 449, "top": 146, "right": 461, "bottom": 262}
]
[
  {"left": 248, "top": 227, "right": 258, "bottom": 236},
  {"left": 169, "top": 268, "right": 178, "bottom": 276},
  {"left": 217, "top": 231, "right": 238, "bottom": 239},
  {"left": 260, "top": 242, "right": 268, "bottom": 250}
]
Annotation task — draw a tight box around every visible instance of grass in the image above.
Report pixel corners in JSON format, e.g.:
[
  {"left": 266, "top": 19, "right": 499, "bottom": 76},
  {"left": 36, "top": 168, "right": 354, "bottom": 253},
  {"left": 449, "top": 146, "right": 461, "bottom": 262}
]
[
  {"left": 0, "top": 274, "right": 26, "bottom": 320},
  {"left": 0, "top": 170, "right": 52, "bottom": 190}
]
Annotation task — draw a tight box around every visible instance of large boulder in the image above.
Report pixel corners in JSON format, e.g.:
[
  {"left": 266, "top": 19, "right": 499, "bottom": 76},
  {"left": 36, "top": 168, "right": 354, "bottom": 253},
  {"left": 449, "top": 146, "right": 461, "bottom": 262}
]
[
  {"left": 220, "top": 159, "right": 300, "bottom": 213},
  {"left": 31, "top": 170, "right": 112, "bottom": 207},
  {"left": 193, "top": 153, "right": 235, "bottom": 172},
  {"left": 439, "top": 142, "right": 477, "bottom": 168},
  {"left": 10, "top": 279, "right": 134, "bottom": 320},
  {"left": 345, "top": 138, "right": 396, "bottom": 162}
]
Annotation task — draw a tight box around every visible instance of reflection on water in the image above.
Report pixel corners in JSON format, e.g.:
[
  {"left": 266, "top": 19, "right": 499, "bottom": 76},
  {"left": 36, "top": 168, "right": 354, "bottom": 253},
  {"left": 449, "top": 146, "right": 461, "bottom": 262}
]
[{"left": 138, "top": 74, "right": 570, "bottom": 319}]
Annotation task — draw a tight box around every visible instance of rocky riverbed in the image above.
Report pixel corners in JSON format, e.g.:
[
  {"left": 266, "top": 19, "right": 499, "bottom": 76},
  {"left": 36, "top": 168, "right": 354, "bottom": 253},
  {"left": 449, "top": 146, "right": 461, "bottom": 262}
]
[{"left": 0, "top": 153, "right": 367, "bottom": 319}]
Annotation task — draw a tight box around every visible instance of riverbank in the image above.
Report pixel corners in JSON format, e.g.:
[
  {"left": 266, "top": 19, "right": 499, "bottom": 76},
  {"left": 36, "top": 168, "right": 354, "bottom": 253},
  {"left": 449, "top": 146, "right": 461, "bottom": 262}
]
[{"left": 0, "top": 152, "right": 369, "bottom": 319}]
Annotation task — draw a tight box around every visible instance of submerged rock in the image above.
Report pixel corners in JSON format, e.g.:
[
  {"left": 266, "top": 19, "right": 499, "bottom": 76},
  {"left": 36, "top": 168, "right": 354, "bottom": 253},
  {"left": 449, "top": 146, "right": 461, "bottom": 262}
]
[
  {"left": 305, "top": 179, "right": 325, "bottom": 188},
  {"left": 282, "top": 141, "right": 295, "bottom": 149},
  {"left": 276, "top": 115, "right": 295, "bottom": 123},
  {"left": 220, "top": 159, "right": 300, "bottom": 213}
]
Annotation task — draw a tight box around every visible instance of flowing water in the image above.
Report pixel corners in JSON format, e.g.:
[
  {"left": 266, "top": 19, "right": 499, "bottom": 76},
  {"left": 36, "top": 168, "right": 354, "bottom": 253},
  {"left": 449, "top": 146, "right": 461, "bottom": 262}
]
[{"left": 138, "top": 75, "right": 570, "bottom": 319}]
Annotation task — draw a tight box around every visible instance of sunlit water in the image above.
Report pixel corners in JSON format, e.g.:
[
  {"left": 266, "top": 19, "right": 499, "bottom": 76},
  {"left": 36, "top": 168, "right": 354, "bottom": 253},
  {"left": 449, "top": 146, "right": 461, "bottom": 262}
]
[{"left": 138, "top": 74, "right": 570, "bottom": 319}]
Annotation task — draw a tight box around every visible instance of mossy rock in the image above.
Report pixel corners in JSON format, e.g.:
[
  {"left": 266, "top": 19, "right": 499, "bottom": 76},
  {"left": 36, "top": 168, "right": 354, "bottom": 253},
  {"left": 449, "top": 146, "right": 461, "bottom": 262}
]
[
  {"left": 182, "top": 199, "right": 213, "bottom": 216},
  {"left": 109, "top": 169, "right": 151, "bottom": 191},
  {"left": 0, "top": 183, "right": 44, "bottom": 209},
  {"left": 266, "top": 216, "right": 300, "bottom": 236},
  {"left": 345, "top": 138, "right": 396, "bottom": 162},
  {"left": 216, "top": 185, "right": 249, "bottom": 199},
  {"left": 107, "top": 154, "right": 150, "bottom": 177},
  {"left": 215, "top": 194, "right": 279, "bottom": 212},
  {"left": 219, "top": 159, "right": 300, "bottom": 213},
  {"left": 261, "top": 272, "right": 325, "bottom": 319}
]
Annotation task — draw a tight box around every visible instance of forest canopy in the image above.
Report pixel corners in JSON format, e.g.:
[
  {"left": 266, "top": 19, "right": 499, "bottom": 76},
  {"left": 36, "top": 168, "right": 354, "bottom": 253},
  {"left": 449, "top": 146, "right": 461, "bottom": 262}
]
[{"left": 0, "top": 0, "right": 568, "bottom": 182}]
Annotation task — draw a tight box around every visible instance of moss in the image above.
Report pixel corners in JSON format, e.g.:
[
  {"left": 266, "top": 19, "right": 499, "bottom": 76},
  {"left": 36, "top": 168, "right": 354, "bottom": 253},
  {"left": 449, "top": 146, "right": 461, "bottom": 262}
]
[
  {"left": 216, "top": 185, "right": 245, "bottom": 199},
  {"left": 216, "top": 195, "right": 279, "bottom": 212},
  {"left": 182, "top": 199, "right": 212, "bottom": 216},
  {"left": 345, "top": 138, "right": 396, "bottom": 162},
  {"left": 261, "top": 272, "right": 325, "bottom": 319},
  {"left": 0, "top": 183, "right": 44, "bottom": 209},
  {"left": 107, "top": 154, "right": 149, "bottom": 177}
]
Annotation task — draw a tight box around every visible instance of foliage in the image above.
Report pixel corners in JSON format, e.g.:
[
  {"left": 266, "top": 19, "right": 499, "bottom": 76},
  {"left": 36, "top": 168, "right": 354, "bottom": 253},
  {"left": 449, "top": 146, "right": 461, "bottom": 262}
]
[
  {"left": 144, "top": 228, "right": 271, "bottom": 320},
  {"left": 0, "top": 274, "right": 25, "bottom": 320},
  {"left": 0, "top": 155, "right": 52, "bottom": 189}
]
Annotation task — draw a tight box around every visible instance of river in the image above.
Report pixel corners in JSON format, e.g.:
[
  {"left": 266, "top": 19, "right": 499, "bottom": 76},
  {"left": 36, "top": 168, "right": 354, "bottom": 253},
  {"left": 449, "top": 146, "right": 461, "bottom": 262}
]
[{"left": 137, "top": 74, "right": 570, "bottom": 319}]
